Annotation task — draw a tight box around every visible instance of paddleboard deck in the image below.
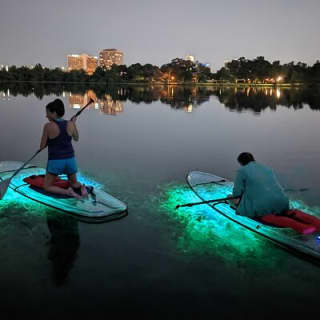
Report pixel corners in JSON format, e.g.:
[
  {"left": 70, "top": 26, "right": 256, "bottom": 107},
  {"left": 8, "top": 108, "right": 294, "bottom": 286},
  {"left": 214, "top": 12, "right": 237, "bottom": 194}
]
[
  {"left": 187, "top": 171, "right": 320, "bottom": 264},
  {"left": 0, "top": 161, "right": 128, "bottom": 223}
]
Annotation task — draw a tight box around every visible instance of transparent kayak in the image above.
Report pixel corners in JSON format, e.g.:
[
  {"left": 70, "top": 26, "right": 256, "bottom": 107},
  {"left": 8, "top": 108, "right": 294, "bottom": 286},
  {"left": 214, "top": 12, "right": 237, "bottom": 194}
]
[
  {"left": 187, "top": 171, "right": 320, "bottom": 264},
  {"left": 0, "top": 161, "right": 128, "bottom": 223}
]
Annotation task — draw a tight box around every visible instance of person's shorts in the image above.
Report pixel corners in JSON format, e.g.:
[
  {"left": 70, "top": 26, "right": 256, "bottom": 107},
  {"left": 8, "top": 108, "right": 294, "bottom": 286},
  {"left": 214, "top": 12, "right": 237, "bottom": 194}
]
[{"left": 47, "top": 157, "right": 78, "bottom": 176}]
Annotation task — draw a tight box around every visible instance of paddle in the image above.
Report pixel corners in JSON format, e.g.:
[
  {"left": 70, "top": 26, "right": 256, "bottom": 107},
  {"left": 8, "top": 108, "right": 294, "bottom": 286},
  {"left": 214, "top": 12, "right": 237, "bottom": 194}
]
[
  {"left": 175, "top": 195, "right": 240, "bottom": 210},
  {"left": 174, "top": 187, "right": 310, "bottom": 210},
  {"left": 284, "top": 188, "right": 309, "bottom": 192},
  {"left": 70, "top": 98, "right": 94, "bottom": 121},
  {"left": 0, "top": 148, "right": 44, "bottom": 199},
  {"left": 0, "top": 98, "right": 94, "bottom": 200}
]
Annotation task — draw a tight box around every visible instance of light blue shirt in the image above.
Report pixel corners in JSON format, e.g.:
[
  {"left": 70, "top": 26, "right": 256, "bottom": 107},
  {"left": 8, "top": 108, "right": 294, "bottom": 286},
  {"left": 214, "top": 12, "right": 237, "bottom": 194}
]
[{"left": 232, "top": 161, "right": 289, "bottom": 218}]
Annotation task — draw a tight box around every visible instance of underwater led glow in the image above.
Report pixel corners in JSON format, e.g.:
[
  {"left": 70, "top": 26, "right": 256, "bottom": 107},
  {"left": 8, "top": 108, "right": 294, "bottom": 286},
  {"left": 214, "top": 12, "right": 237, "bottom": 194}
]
[
  {"left": 0, "top": 170, "right": 103, "bottom": 221},
  {"left": 158, "top": 183, "right": 268, "bottom": 260},
  {"left": 158, "top": 180, "right": 320, "bottom": 268}
]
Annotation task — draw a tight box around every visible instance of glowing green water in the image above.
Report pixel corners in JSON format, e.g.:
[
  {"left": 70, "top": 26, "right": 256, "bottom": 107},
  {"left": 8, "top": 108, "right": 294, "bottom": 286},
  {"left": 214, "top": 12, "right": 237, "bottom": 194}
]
[
  {"left": 0, "top": 171, "right": 103, "bottom": 221},
  {"left": 157, "top": 182, "right": 320, "bottom": 268},
  {"left": 159, "top": 184, "right": 267, "bottom": 259}
]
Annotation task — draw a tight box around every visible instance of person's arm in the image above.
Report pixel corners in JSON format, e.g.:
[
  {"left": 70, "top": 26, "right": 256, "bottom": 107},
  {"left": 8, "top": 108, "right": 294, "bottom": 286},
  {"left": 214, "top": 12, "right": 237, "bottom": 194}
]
[
  {"left": 69, "top": 118, "right": 79, "bottom": 141},
  {"left": 40, "top": 123, "right": 49, "bottom": 149},
  {"left": 232, "top": 169, "right": 245, "bottom": 197}
]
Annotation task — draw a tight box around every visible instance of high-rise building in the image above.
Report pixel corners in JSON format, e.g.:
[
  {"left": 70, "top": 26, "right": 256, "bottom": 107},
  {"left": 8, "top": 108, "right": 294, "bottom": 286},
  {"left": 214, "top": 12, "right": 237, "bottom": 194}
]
[
  {"left": 67, "top": 54, "right": 82, "bottom": 71},
  {"left": 99, "top": 49, "right": 123, "bottom": 70},
  {"left": 86, "top": 55, "right": 98, "bottom": 75},
  {"left": 67, "top": 54, "right": 98, "bottom": 75}
]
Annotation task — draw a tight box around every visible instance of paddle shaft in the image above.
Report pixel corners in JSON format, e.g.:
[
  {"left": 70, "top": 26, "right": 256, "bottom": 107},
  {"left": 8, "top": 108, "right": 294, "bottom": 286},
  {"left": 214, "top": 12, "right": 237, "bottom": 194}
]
[
  {"left": 284, "top": 188, "right": 309, "bottom": 192},
  {"left": 70, "top": 98, "right": 94, "bottom": 121},
  {"left": 11, "top": 148, "right": 44, "bottom": 180},
  {"left": 0, "top": 148, "right": 45, "bottom": 199},
  {"left": 175, "top": 187, "right": 309, "bottom": 210},
  {"left": 176, "top": 195, "right": 240, "bottom": 209}
]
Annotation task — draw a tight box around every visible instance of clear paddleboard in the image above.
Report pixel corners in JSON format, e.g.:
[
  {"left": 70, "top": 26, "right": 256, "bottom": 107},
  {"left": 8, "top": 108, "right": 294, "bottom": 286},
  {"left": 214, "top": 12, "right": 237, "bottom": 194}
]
[
  {"left": 187, "top": 171, "right": 320, "bottom": 264},
  {"left": 0, "top": 161, "right": 127, "bottom": 223}
]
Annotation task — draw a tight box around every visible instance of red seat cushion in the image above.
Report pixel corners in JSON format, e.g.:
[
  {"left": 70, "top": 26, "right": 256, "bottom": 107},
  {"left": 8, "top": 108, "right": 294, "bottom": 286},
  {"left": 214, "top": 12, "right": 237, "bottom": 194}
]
[{"left": 23, "top": 175, "right": 70, "bottom": 189}]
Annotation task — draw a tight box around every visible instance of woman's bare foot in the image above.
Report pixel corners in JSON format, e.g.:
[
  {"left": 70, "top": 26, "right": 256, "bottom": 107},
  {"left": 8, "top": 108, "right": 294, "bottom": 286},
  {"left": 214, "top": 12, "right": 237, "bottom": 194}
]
[
  {"left": 81, "top": 185, "right": 88, "bottom": 197},
  {"left": 67, "top": 187, "right": 81, "bottom": 199}
]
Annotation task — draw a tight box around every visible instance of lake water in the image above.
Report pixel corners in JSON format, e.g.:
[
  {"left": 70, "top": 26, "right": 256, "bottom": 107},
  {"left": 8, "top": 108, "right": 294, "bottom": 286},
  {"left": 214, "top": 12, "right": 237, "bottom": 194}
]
[{"left": 1, "top": 83, "right": 320, "bottom": 317}]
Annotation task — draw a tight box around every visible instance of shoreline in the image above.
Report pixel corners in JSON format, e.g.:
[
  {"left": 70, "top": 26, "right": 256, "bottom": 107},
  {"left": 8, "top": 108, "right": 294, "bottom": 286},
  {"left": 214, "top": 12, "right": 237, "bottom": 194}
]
[{"left": 0, "top": 80, "right": 319, "bottom": 87}]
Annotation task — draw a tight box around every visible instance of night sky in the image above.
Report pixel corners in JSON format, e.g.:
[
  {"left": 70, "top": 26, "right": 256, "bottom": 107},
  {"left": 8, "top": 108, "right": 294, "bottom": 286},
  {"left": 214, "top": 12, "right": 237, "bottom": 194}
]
[{"left": 1, "top": 0, "right": 319, "bottom": 71}]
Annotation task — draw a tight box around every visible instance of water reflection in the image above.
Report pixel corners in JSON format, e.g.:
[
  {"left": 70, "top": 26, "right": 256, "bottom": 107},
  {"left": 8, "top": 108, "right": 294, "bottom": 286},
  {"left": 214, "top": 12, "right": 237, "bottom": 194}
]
[
  {"left": 68, "top": 91, "right": 124, "bottom": 115},
  {"left": 46, "top": 213, "right": 80, "bottom": 286},
  {"left": 1, "top": 82, "right": 320, "bottom": 113},
  {"left": 1, "top": 88, "right": 10, "bottom": 101}
]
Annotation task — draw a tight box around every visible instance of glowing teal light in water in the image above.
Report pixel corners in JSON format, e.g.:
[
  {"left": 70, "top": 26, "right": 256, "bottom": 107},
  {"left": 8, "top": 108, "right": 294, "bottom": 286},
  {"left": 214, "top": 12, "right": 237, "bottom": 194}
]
[
  {"left": 158, "top": 184, "right": 267, "bottom": 259},
  {"left": 0, "top": 171, "right": 102, "bottom": 220},
  {"left": 0, "top": 186, "right": 48, "bottom": 215},
  {"left": 158, "top": 182, "right": 320, "bottom": 268}
]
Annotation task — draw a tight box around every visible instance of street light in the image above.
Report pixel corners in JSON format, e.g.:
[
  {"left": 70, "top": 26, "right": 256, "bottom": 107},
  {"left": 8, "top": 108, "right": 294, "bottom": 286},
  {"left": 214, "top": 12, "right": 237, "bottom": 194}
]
[{"left": 277, "top": 76, "right": 283, "bottom": 82}]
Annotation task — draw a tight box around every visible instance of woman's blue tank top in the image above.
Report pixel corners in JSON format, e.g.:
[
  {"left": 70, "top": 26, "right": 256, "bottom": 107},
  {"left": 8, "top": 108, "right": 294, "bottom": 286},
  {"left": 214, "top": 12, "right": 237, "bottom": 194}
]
[{"left": 47, "top": 119, "right": 75, "bottom": 160}]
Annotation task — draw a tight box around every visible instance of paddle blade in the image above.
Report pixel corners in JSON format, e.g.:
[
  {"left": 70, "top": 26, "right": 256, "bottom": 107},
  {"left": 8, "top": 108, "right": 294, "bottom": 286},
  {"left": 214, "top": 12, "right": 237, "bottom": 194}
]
[{"left": 0, "top": 178, "right": 11, "bottom": 200}]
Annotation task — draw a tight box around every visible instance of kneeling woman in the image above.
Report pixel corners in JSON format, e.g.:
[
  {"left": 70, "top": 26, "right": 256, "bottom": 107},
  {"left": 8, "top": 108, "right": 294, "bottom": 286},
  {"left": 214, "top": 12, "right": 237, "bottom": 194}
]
[{"left": 40, "top": 99, "right": 87, "bottom": 199}]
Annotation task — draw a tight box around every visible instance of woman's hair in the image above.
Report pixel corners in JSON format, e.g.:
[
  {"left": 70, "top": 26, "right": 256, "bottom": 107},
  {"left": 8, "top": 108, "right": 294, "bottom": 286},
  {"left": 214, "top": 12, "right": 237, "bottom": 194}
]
[
  {"left": 46, "top": 99, "right": 65, "bottom": 117},
  {"left": 237, "top": 152, "right": 255, "bottom": 166}
]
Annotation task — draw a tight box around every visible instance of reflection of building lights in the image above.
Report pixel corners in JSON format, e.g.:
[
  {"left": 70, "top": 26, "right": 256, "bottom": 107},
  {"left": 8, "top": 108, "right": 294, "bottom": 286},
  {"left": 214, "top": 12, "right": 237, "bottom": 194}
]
[
  {"left": 185, "top": 104, "right": 193, "bottom": 113},
  {"left": 62, "top": 92, "right": 66, "bottom": 97},
  {"left": 1, "top": 89, "right": 10, "bottom": 100},
  {"left": 66, "top": 91, "right": 124, "bottom": 115},
  {"left": 276, "top": 89, "right": 281, "bottom": 99}
]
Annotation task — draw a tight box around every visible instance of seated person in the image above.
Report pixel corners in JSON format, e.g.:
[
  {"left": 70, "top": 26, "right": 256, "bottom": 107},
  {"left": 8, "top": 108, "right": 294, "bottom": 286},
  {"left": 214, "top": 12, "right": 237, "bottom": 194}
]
[{"left": 230, "top": 152, "right": 320, "bottom": 235}]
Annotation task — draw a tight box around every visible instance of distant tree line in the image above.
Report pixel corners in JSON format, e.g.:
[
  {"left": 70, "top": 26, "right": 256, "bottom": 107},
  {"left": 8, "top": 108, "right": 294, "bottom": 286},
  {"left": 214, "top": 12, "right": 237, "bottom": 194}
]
[
  {"left": 216, "top": 56, "right": 320, "bottom": 84},
  {"left": 0, "top": 56, "right": 320, "bottom": 84},
  {"left": 0, "top": 59, "right": 212, "bottom": 84},
  {"left": 1, "top": 82, "right": 320, "bottom": 112}
]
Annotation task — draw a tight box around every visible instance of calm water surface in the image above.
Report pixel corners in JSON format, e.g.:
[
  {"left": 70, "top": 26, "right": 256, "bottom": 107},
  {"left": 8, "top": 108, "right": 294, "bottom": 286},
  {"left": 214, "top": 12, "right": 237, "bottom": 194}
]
[{"left": 1, "top": 85, "right": 320, "bottom": 317}]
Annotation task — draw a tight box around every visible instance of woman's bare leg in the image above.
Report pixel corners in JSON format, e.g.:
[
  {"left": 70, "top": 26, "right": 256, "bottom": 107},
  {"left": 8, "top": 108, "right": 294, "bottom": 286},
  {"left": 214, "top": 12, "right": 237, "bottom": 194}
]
[
  {"left": 67, "top": 173, "right": 81, "bottom": 189},
  {"left": 68, "top": 173, "right": 87, "bottom": 197},
  {"left": 44, "top": 173, "right": 80, "bottom": 198}
]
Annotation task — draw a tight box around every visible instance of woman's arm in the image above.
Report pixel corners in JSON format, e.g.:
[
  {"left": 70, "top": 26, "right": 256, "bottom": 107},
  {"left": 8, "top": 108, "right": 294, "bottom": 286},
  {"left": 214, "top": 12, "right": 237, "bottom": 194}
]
[
  {"left": 40, "top": 123, "right": 49, "bottom": 149},
  {"left": 69, "top": 119, "right": 79, "bottom": 141}
]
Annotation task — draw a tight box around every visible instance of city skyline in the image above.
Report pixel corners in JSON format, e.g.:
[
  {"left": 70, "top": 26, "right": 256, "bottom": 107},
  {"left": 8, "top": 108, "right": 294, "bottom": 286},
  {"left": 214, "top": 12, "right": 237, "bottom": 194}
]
[{"left": 1, "top": 0, "right": 320, "bottom": 71}]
